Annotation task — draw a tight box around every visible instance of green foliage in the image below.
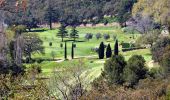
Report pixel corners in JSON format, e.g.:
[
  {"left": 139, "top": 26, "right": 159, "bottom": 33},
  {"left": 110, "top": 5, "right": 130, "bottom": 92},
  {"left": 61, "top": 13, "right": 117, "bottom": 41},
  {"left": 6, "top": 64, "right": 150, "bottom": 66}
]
[
  {"left": 122, "top": 43, "right": 131, "bottom": 48},
  {"left": 106, "top": 44, "right": 112, "bottom": 58},
  {"left": 160, "top": 46, "right": 170, "bottom": 75},
  {"left": 9, "top": 40, "right": 15, "bottom": 61},
  {"left": 102, "top": 55, "right": 126, "bottom": 84},
  {"left": 95, "top": 33, "right": 102, "bottom": 40},
  {"left": 151, "top": 37, "right": 170, "bottom": 62},
  {"left": 114, "top": 39, "right": 119, "bottom": 55},
  {"left": 70, "top": 27, "right": 79, "bottom": 41},
  {"left": 49, "top": 42, "right": 52, "bottom": 47},
  {"left": 124, "top": 55, "right": 148, "bottom": 86},
  {"left": 28, "top": 64, "right": 42, "bottom": 74},
  {"left": 115, "top": 0, "right": 137, "bottom": 27},
  {"left": 85, "top": 33, "right": 93, "bottom": 41},
  {"left": 12, "top": 25, "right": 26, "bottom": 35},
  {"left": 57, "top": 24, "right": 68, "bottom": 42},
  {"left": 136, "top": 30, "right": 160, "bottom": 47},
  {"left": 103, "top": 34, "right": 110, "bottom": 41},
  {"left": 22, "top": 33, "right": 44, "bottom": 62},
  {"left": 98, "top": 42, "right": 105, "bottom": 59}
]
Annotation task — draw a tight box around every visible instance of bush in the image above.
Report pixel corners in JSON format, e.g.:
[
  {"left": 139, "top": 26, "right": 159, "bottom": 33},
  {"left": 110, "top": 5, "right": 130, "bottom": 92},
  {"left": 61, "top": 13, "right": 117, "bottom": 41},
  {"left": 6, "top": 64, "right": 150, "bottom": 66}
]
[
  {"left": 49, "top": 42, "right": 52, "bottom": 46},
  {"left": 60, "top": 43, "right": 63, "bottom": 48},
  {"left": 91, "top": 47, "right": 99, "bottom": 53},
  {"left": 85, "top": 33, "right": 93, "bottom": 41},
  {"left": 28, "top": 64, "right": 42, "bottom": 74},
  {"left": 122, "top": 43, "right": 131, "bottom": 48},
  {"left": 96, "top": 33, "right": 102, "bottom": 40},
  {"left": 103, "top": 34, "right": 110, "bottom": 41},
  {"left": 36, "top": 58, "right": 44, "bottom": 64},
  {"left": 102, "top": 55, "right": 126, "bottom": 84},
  {"left": 124, "top": 55, "right": 148, "bottom": 86}
]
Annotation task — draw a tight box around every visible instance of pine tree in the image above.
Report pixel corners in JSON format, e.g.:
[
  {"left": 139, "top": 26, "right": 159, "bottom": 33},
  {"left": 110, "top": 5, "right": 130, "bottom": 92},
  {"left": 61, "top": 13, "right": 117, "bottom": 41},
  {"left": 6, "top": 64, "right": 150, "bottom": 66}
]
[
  {"left": 64, "top": 41, "right": 67, "bottom": 60},
  {"left": 106, "top": 43, "right": 112, "bottom": 58},
  {"left": 57, "top": 24, "right": 68, "bottom": 42},
  {"left": 114, "top": 39, "right": 119, "bottom": 55},
  {"left": 71, "top": 42, "right": 74, "bottom": 59},
  {"left": 98, "top": 42, "right": 105, "bottom": 59},
  {"left": 70, "top": 27, "right": 79, "bottom": 41}
]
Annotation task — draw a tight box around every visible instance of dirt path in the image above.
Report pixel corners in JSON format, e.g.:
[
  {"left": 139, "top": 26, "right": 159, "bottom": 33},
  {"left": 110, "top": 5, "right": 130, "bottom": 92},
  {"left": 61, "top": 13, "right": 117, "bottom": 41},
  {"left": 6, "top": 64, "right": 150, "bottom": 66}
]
[{"left": 55, "top": 55, "right": 98, "bottom": 63}]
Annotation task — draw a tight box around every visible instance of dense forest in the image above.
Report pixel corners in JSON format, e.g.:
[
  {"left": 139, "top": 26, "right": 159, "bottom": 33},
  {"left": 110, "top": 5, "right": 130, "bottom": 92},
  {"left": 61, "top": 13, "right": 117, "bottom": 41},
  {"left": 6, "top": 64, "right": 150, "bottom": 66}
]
[{"left": 0, "top": 0, "right": 170, "bottom": 99}]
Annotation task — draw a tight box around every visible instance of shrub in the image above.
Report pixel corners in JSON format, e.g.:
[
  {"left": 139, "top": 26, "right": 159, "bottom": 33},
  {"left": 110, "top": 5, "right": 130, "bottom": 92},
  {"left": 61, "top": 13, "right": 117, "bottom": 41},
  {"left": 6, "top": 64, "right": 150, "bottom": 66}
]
[
  {"left": 91, "top": 47, "right": 99, "bottom": 53},
  {"left": 49, "top": 42, "right": 52, "bottom": 46},
  {"left": 122, "top": 43, "right": 131, "bottom": 48},
  {"left": 96, "top": 33, "right": 102, "bottom": 40},
  {"left": 60, "top": 43, "right": 63, "bottom": 48},
  {"left": 102, "top": 55, "right": 126, "bottom": 84},
  {"left": 103, "top": 34, "right": 110, "bottom": 41},
  {"left": 122, "top": 47, "right": 146, "bottom": 52},
  {"left": 124, "top": 55, "right": 148, "bottom": 86},
  {"left": 28, "top": 64, "right": 42, "bottom": 74},
  {"left": 85, "top": 33, "right": 93, "bottom": 41},
  {"left": 51, "top": 51, "right": 56, "bottom": 60},
  {"left": 36, "top": 58, "right": 44, "bottom": 64}
]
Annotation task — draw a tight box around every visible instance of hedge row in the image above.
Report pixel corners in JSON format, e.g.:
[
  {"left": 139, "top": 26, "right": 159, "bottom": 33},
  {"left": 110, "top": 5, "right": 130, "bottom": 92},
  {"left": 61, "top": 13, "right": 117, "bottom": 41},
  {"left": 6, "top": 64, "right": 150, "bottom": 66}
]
[{"left": 122, "top": 47, "right": 146, "bottom": 52}]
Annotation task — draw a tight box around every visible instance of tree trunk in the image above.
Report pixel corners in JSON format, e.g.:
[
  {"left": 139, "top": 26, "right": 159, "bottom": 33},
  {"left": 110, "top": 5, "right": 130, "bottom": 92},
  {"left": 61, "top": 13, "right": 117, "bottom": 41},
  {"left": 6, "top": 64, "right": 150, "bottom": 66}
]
[
  {"left": 64, "top": 42, "right": 67, "bottom": 60},
  {"left": 49, "top": 18, "right": 52, "bottom": 30},
  {"left": 62, "top": 37, "right": 64, "bottom": 42},
  {"left": 28, "top": 28, "right": 31, "bottom": 32}
]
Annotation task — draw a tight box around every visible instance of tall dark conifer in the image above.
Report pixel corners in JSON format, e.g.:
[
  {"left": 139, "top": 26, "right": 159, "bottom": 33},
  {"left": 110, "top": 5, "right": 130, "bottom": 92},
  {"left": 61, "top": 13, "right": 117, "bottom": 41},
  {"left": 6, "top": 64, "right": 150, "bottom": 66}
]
[
  {"left": 114, "top": 39, "right": 119, "bottom": 55},
  {"left": 98, "top": 42, "right": 105, "bottom": 59},
  {"left": 106, "top": 43, "right": 112, "bottom": 58}
]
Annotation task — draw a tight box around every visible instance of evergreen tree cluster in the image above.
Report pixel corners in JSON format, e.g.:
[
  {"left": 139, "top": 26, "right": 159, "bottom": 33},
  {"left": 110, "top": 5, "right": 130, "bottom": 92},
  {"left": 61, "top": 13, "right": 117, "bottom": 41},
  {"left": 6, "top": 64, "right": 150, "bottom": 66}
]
[
  {"left": 102, "top": 55, "right": 148, "bottom": 86},
  {"left": 98, "top": 39, "right": 119, "bottom": 59},
  {"left": 57, "top": 25, "right": 79, "bottom": 42}
]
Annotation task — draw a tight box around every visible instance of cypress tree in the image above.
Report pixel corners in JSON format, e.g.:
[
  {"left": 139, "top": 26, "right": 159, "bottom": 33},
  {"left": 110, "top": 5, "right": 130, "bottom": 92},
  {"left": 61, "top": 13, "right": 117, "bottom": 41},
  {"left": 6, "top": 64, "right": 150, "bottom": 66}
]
[
  {"left": 106, "top": 43, "right": 112, "bottom": 58},
  {"left": 64, "top": 41, "right": 67, "bottom": 60},
  {"left": 114, "top": 39, "right": 119, "bottom": 55},
  {"left": 71, "top": 42, "right": 74, "bottom": 59},
  {"left": 98, "top": 42, "right": 105, "bottom": 59}
]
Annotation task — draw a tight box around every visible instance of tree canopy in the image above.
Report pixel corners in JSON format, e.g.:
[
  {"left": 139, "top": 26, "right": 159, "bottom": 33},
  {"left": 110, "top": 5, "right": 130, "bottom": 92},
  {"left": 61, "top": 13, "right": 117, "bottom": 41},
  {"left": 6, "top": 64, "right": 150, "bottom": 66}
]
[{"left": 132, "top": 0, "right": 170, "bottom": 31}]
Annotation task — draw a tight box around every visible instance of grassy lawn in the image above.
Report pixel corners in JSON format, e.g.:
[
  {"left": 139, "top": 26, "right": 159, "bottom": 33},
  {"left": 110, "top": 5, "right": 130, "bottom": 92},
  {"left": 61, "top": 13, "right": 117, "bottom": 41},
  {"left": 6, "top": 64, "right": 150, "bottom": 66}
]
[
  {"left": 31, "top": 26, "right": 140, "bottom": 59},
  {"left": 26, "top": 26, "right": 153, "bottom": 82}
]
